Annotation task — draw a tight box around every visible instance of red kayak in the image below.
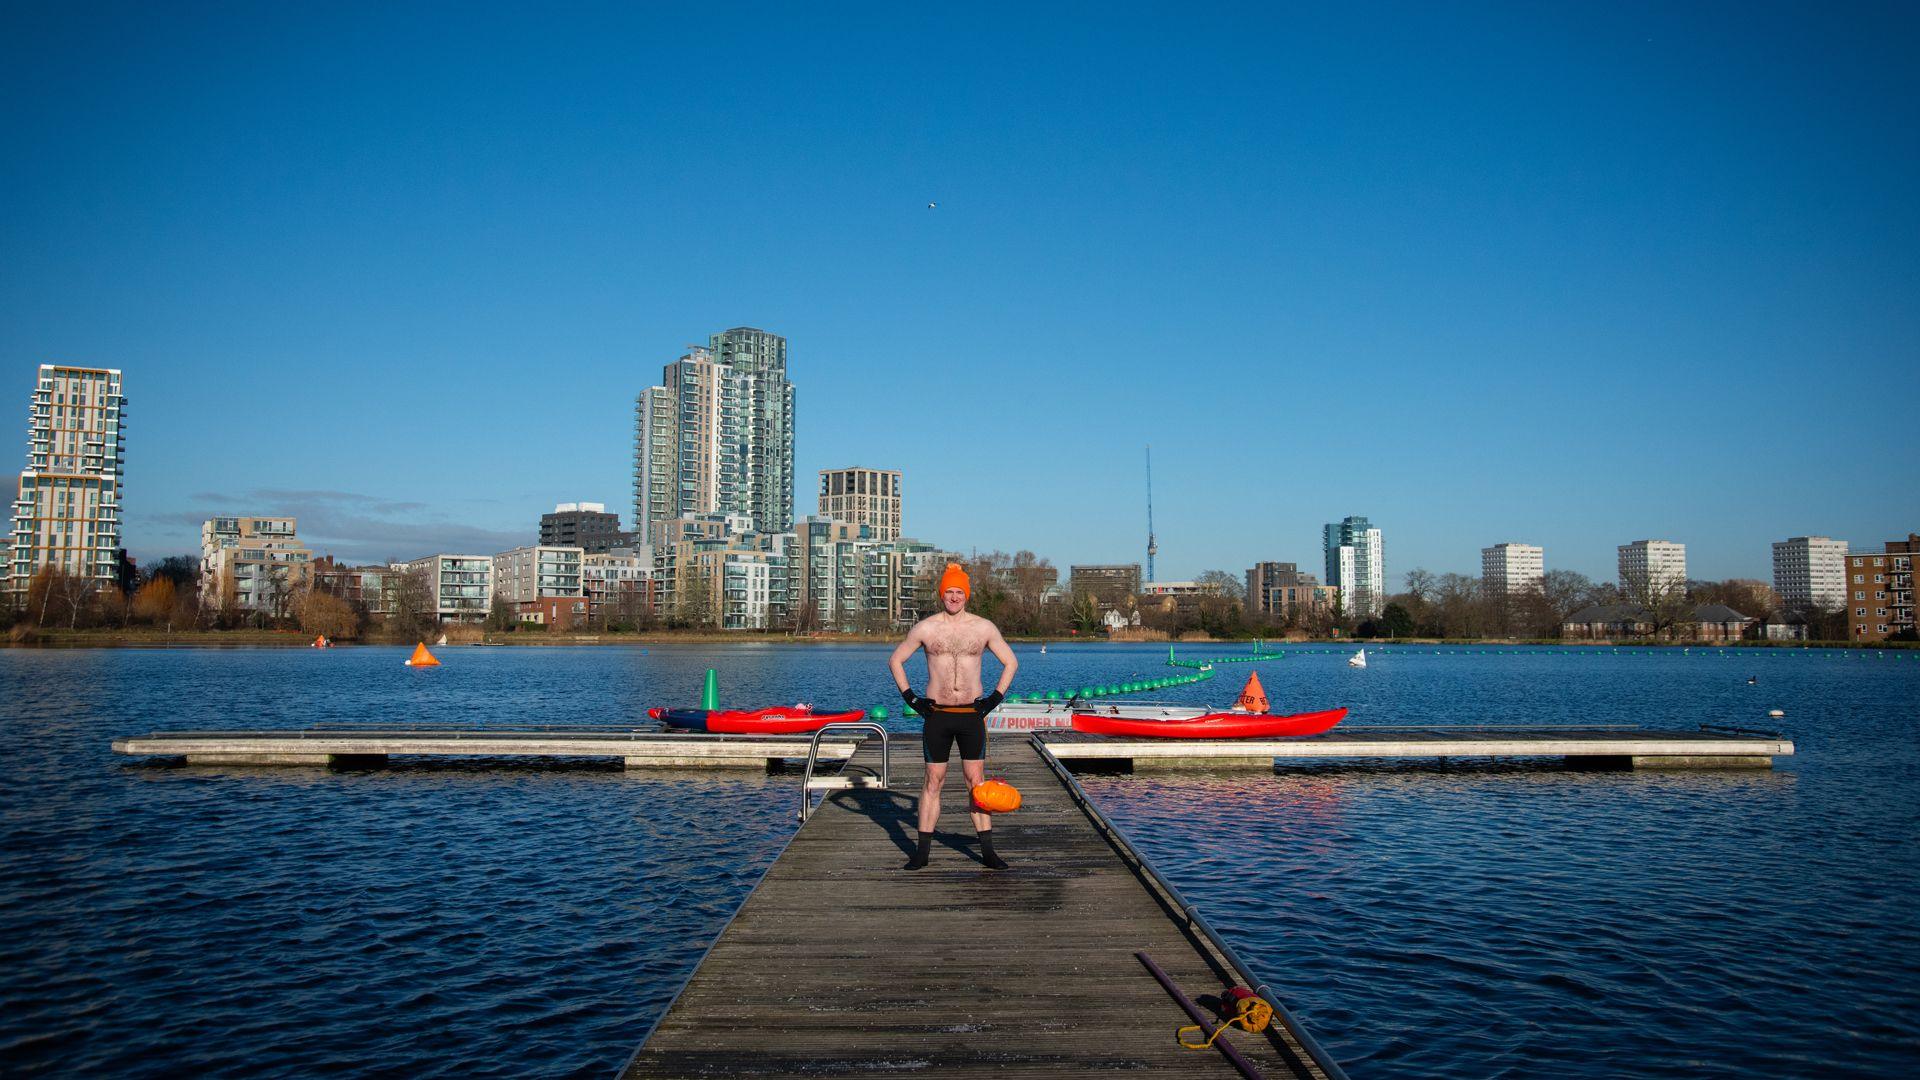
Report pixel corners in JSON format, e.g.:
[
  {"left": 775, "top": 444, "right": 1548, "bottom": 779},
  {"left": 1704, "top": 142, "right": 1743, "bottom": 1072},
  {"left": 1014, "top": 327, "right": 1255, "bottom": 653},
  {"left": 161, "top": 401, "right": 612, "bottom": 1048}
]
[
  {"left": 1069, "top": 708, "right": 1346, "bottom": 739},
  {"left": 648, "top": 706, "right": 866, "bottom": 734}
]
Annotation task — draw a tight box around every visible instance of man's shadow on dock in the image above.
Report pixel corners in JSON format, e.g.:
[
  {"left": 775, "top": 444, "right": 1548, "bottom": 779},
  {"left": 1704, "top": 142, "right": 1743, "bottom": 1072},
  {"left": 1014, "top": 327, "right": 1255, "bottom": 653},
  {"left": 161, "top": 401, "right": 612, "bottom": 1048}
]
[{"left": 829, "top": 787, "right": 983, "bottom": 864}]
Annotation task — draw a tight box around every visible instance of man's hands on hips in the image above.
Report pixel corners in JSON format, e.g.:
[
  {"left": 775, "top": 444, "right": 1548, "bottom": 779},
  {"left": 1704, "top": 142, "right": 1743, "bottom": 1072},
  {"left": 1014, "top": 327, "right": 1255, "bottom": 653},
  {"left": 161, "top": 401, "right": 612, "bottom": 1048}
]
[{"left": 900, "top": 688, "right": 1004, "bottom": 717}]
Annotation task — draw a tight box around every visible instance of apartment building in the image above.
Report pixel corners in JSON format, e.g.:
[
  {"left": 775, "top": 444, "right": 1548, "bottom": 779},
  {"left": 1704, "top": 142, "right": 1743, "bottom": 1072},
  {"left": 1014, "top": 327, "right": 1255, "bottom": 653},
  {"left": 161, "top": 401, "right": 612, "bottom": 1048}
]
[
  {"left": 583, "top": 549, "right": 651, "bottom": 626},
  {"left": 401, "top": 554, "right": 493, "bottom": 622},
  {"left": 7, "top": 365, "right": 126, "bottom": 596},
  {"left": 1069, "top": 564, "right": 1141, "bottom": 614},
  {"left": 1246, "top": 561, "right": 1338, "bottom": 620},
  {"left": 493, "top": 545, "right": 584, "bottom": 607},
  {"left": 632, "top": 385, "right": 673, "bottom": 545},
  {"left": 310, "top": 556, "right": 398, "bottom": 618},
  {"left": 1618, "top": 539, "right": 1687, "bottom": 593},
  {"left": 1324, "top": 516, "right": 1386, "bottom": 618},
  {"left": 793, "top": 517, "right": 870, "bottom": 627},
  {"left": 1846, "top": 534, "right": 1918, "bottom": 642},
  {"left": 199, "top": 516, "right": 313, "bottom": 614},
  {"left": 1773, "top": 536, "right": 1848, "bottom": 611},
  {"left": 632, "top": 329, "right": 797, "bottom": 546},
  {"left": 819, "top": 467, "right": 903, "bottom": 541},
  {"left": 539, "top": 502, "right": 629, "bottom": 553},
  {"left": 1482, "top": 543, "right": 1545, "bottom": 597}
]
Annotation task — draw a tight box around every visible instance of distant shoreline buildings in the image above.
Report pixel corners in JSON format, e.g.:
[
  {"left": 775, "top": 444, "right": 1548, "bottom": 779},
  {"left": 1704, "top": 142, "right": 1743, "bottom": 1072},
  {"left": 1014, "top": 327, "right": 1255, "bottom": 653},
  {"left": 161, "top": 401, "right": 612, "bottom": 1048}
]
[{"left": 3, "top": 354, "right": 1913, "bottom": 643}]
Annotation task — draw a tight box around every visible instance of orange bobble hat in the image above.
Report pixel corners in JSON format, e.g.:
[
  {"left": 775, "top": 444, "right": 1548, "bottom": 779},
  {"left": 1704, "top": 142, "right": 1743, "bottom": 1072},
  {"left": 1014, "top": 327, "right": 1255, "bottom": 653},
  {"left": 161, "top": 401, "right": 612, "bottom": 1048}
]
[{"left": 937, "top": 562, "right": 970, "bottom": 600}]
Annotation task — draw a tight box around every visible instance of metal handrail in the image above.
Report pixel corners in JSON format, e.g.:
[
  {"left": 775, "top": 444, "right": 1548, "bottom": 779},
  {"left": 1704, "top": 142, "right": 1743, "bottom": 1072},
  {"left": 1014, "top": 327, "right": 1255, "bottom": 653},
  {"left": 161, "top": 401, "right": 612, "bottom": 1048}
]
[
  {"left": 1032, "top": 736, "right": 1352, "bottom": 1080},
  {"left": 799, "top": 722, "right": 889, "bottom": 821}
]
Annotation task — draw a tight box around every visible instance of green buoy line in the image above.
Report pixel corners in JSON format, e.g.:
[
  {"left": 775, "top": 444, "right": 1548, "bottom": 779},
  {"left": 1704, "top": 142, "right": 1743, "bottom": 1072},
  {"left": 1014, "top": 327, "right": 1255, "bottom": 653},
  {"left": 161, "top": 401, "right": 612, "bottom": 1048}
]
[{"left": 862, "top": 642, "right": 1911, "bottom": 717}]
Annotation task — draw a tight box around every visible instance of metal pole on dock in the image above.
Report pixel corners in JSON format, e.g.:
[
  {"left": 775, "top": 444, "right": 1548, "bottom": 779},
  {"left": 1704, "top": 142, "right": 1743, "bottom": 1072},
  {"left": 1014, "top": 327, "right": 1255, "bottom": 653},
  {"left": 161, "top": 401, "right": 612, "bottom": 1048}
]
[{"left": 1136, "top": 951, "right": 1266, "bottom": 1080}]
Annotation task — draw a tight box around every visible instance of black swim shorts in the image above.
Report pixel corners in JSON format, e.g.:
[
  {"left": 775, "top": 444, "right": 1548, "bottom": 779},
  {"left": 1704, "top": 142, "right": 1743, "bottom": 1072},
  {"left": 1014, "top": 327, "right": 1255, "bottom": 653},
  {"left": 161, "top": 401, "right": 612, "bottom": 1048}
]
[{"left": 921, "top": 703, "right": 987, "bottom": 763}]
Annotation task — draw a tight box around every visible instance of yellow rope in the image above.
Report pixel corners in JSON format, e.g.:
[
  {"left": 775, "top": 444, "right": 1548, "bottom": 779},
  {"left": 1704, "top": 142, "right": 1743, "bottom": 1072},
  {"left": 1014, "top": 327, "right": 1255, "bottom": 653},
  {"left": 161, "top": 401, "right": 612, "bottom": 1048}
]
[{"left": 1176, "top": 993, "right": 1274, "bottom": 1049}]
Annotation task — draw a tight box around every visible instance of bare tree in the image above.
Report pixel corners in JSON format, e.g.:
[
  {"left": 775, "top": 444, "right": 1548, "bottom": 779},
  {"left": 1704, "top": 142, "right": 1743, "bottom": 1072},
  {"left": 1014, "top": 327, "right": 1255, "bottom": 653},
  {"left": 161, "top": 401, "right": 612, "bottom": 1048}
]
[
  {"left": 1195, "top": 569, "right": 1245, "bottom": 602},
  {"left": 388, "top": 565, "right": 438, "bottom": 640},
  {"left": 1432, "top": 573, "right": 1485, "bottom": 639},
  {"left": 1402, "top": 568, "right": 1437, "bottom": 607},
  {"left": 263, "top": 567, "right": 296, "bottom": 624},
  {"left": 55, "top": 572, "right": 98, "bottom": 629},
  {"left": 1690, "top": 578, "right": 1777, "bottom": 619},
  {"left": 1621, "top": 570, "right": 1694, "bottom": 640}
]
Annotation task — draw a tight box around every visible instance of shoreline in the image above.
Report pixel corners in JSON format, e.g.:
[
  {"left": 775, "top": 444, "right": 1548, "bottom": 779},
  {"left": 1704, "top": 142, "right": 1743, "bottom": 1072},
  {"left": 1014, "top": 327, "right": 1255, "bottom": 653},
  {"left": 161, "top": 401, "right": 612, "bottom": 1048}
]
[{"left": 3, "top": 628, "right": 1912, "bottom": 651}]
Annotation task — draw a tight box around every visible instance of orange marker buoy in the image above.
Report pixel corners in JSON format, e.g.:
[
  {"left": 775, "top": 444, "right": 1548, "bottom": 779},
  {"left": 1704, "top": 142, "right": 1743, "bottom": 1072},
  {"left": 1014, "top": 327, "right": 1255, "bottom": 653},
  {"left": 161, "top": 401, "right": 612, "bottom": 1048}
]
[
  {"left": 405, "top": 642, "right": 440, "bottom": 667},
  {"left": 1234, "top": 671, "right": 1269, "bottom": 713},
  {"left": 971, "top": 779, "right": 1022, "bottom": 814}
]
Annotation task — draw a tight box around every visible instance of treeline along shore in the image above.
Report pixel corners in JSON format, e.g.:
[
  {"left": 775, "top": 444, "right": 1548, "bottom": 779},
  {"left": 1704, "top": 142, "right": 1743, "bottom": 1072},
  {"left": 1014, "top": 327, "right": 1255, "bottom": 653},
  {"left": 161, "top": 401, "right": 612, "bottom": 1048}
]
[
  {"left": 7, "top": 626, "right": 1913, "bottom": 651},
  {"left": 5, "top": 552, "right": 1906, "bottom": 648}
]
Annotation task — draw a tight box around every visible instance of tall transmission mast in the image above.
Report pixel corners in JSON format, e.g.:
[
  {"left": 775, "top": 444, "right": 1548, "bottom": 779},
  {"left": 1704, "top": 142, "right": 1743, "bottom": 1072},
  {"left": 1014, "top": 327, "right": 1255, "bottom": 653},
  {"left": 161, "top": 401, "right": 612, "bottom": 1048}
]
[{"left": 1145, "top": 445, "right": 1157, "bottom": 584}]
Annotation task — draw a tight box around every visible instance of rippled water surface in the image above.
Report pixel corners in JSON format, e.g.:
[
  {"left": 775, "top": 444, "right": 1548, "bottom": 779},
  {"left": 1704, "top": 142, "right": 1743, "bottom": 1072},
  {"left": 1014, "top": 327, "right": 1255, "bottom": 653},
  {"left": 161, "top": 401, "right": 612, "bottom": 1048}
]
[{"left": 2, "top": 642, "right": 1917, "bottom": 1077}]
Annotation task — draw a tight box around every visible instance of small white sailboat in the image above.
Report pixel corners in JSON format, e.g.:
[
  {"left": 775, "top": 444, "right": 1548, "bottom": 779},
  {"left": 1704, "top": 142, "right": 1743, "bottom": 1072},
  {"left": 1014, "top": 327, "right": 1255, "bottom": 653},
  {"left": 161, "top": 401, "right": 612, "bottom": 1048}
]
[
  {"left": 435, "top": 633, "right": 449, "bottom": 646},
  {"left": 1348, "top": 648, "right": 1367, "bottom": 668}
]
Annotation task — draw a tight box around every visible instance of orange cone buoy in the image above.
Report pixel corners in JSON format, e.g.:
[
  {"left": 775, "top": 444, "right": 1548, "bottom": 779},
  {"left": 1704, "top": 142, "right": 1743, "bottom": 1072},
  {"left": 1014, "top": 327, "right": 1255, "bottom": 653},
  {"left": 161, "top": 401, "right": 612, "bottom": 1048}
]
[
  {"left": 1234, "top": 671, "right": 1268, "bottom": 713},
  {"left": 405, "top": 642, "right": 440, "bottom": 667}
]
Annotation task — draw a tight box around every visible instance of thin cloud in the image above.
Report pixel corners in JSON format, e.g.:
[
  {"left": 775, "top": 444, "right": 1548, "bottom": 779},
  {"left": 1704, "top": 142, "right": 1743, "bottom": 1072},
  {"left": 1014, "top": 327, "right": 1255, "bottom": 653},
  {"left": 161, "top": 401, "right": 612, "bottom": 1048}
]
[{"left": 147, "top": 489, "right": 530, "bottom": 565}]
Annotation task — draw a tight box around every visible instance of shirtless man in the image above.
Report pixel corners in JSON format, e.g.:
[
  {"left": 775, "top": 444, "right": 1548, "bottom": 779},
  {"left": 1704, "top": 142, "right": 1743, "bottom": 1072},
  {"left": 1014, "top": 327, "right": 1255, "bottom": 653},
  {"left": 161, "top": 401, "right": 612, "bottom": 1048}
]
[{"left": 888, "top": 562, "right": 1018, "bottom": 870}]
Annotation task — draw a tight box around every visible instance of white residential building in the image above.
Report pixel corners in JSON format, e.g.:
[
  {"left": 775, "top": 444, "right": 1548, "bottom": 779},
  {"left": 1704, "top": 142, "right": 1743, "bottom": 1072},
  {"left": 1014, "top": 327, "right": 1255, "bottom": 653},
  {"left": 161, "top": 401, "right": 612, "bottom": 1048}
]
[
  {"left": 200, "top": 516, "right": 313, "bottom": 614},
  {"left": 1324, "top": 516, "right": 1386, "bottom": 618},
  {"left": 1772, "top": 536, "right": 1848, "bottom": 610},
  {"left": 401, "top": 553, "right": 494, "bottom": 622},
  {"left": 7, "top": 365, "right": 126, "bottom": 596},
  {"left": 1482, "top": 543, "right": 1545, "bottom": 596},
  {"left": 1618, "top": 540, "right": 1687, "bottom": 592},
  {"left": 493, "top": 545, "right": 584, "bottom": 605},
  {"left": 583, "top": 549, "right": 650, "bottom": 624}
]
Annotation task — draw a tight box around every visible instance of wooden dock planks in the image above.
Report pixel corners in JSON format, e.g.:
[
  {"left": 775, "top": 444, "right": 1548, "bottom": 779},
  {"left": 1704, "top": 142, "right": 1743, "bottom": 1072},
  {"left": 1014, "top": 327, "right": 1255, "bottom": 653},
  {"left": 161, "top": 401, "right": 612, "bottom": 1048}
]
[{"left": 623, "top": 736, "right": 1332, "bottom": 1079}]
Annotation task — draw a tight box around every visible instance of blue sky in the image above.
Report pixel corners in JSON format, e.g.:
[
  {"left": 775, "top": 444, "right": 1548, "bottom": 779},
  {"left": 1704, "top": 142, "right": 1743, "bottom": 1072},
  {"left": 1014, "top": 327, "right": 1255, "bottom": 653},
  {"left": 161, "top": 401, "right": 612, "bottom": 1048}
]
[{"left": 3, "top": 3, "right": 1915, "bottom": 583}]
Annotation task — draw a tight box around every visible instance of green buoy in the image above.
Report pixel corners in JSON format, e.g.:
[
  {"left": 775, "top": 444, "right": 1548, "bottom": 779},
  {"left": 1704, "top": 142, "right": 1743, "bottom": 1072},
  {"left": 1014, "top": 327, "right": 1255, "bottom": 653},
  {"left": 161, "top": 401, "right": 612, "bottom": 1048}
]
[{"left": 701, "top": 668, "right": 720, "bottom": 710}]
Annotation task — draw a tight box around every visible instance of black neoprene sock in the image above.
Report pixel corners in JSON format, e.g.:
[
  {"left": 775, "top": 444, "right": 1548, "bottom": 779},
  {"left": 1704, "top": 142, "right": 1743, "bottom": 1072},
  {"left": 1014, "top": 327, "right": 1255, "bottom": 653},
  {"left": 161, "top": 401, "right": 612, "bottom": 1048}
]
[
  {"left": 979, "top": 830, "right": 1009, "bottom": 871},
  {"left": 904, "top": 832, "right": 932, "bottom": 870}
]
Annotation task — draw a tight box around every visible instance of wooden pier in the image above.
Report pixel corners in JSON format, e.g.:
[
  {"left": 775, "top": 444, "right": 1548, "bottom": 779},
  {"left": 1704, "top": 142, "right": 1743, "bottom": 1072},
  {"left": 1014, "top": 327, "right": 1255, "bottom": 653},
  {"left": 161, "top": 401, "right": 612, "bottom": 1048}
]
[
  {"left": 622, "top": 735, "right": 1341, "bottom": 1079},
  {"left": 109, "top": 728, "right": 859, "bottom": 769},
  {"left": 1038, "top": 725, "right": 1794, "bottom": 770}
]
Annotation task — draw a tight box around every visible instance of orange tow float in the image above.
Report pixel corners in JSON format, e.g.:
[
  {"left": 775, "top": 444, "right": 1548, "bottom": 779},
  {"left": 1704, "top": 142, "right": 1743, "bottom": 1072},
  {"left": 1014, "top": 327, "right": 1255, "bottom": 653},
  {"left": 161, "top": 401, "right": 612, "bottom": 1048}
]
[{"left": 971, "top": 779, "right": 1021, "bottom": 814}]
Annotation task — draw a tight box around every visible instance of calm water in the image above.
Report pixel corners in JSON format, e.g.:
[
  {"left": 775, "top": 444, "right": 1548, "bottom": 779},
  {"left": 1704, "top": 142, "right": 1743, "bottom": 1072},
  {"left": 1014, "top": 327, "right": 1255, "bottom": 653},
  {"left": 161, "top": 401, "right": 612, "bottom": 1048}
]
[{"left": 2, "top": 643, "right": 1916, "bottom": 1077}]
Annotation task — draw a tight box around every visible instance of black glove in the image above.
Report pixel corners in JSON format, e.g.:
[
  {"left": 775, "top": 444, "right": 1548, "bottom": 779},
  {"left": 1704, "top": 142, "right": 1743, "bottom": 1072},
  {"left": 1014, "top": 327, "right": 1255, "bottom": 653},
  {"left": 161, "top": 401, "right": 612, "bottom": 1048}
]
[
  {"left": 975, "top": 689, "right": 1005, "bottom": 716},
  {"left": 900, "top": 687, "right": 932, "bottom": 716}
]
